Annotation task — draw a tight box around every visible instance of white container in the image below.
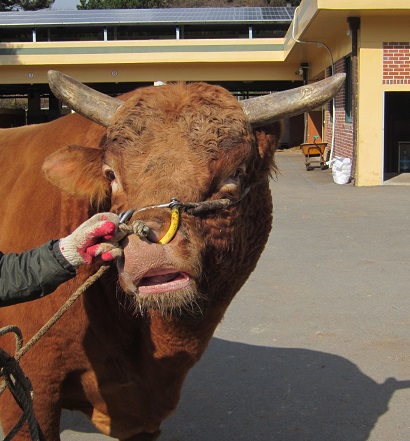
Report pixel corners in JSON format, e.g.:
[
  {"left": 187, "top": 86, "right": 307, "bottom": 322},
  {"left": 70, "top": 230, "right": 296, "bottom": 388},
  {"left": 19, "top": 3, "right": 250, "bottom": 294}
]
[{"left": 327, "top": 157, "right": 352, "bottom": 185}]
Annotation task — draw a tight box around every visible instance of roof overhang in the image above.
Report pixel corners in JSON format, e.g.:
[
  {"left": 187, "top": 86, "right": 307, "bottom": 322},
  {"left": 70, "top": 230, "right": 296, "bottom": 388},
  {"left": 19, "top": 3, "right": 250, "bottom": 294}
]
[{"left": 284, "top": 0, "right": 410, "bottom": 79}]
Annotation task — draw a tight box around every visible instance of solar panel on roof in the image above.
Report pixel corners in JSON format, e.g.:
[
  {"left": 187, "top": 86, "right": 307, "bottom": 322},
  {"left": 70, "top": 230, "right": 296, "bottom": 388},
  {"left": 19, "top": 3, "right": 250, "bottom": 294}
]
[{"left": 0, "top": 7, "right": 295, "bottom": 27}]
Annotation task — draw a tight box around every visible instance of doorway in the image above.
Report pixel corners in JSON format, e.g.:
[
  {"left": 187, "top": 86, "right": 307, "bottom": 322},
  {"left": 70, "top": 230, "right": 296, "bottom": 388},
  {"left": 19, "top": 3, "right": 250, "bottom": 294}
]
[
  {"left": 306, "top": 110, "right": 324, "bottom": 144},
  {"left": 384, "top": 92, "right": 410, "bottom": 181}
]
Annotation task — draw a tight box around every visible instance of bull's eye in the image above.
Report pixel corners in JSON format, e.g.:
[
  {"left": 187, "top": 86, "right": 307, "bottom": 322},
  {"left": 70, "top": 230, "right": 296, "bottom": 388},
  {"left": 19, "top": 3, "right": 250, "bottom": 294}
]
[
  {"left": 219, "top": 164, "right": 246, "bottom": 194},
  {"left": 232, "top": 165, "right": 246, "bottom": 179},
  {"left": 106, "top": 171, "right": 116, "bottom": 181},
  {"left": 103, "top": 166, "right": 116, "bottom": 182}
]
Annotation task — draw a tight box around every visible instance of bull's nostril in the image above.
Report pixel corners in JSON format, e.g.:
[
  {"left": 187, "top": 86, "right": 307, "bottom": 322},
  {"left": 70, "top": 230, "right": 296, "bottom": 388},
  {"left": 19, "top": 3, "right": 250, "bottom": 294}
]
[{"left": 146, "top": 228, "right": 162, "bottom": 243}]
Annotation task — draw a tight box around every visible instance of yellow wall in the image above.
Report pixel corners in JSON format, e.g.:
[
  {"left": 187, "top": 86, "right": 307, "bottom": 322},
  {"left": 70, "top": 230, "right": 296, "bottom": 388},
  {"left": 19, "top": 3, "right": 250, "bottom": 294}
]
[
  {"left": 0, "top": 61, "right": 299, "bottom": 85},
  {"left": 319, "top": 0, "right": 410, "bottom": 9},
  {"left": 357, "top": 15, "right": 410, "bottom": 186},
  {"left": 0, "top": 39, "right": 301, "bottom": 84},
  {"left": 356, "top": 18, "right": 384, "bottom": 186}
]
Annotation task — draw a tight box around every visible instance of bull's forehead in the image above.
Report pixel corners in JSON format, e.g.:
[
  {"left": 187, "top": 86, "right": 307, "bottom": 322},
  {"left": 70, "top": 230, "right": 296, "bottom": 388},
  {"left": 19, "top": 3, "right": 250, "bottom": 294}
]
[
  {"left": 115, "top": 81, "right": 244, "bottom": 115},
  {"left": 104, "top": 82, "right": 254, "bottom": 204},
  {"left": 106, "top": 81, "right": 253, "bottom": 170},
  {"left": 108, "top": 82, "right": 249, "bottom": 145}
]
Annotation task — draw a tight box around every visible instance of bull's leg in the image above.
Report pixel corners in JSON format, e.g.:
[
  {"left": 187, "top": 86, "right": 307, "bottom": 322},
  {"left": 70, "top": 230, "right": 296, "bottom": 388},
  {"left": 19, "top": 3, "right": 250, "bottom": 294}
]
[
  {"left": 0, "top": 389, "right": 27, "bottom": 439},
  {"left": 0, "top": 388, "right": 61, "bottom": 441},
  {"left": 33, "top": 397, "right": 62, "bottom": 441},
  {"left": 121, "top": 431, "right": 161, "bottom": 441}
]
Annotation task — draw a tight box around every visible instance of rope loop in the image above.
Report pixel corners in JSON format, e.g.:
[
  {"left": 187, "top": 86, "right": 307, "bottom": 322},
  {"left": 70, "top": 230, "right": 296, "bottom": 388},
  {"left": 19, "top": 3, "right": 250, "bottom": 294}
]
[{"left": 0, "top": 329, "right": 45, "bottom": 440}]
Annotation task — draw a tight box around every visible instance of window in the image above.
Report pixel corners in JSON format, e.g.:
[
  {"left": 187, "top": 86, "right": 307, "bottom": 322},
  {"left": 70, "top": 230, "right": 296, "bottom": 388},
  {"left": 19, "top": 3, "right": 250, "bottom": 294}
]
[
  {"left": 0, "top": 28, "right": 33, "bottom": 43},
  {"left": 345, "top": 55, "right": 353, "bottom": 123},
  {"left": 183, "top": 24, "right": 248, "bottom": 39},
  {"left": 37, "top": 27, "right": 104, "bottom": 42},
  {"left": 114, "top": 25, "right": 176, "bottom": 41}
]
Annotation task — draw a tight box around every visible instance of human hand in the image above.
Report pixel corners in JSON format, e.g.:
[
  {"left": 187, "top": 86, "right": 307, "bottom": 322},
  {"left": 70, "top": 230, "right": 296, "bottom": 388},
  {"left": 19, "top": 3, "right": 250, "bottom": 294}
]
[{"left": 59, "top": 213, "right": 125, "bottom": 268}]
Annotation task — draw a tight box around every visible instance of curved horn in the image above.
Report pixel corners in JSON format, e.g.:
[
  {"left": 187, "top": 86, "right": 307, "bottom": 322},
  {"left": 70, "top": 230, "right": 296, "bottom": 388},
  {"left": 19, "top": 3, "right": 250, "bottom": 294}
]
[
  {"left": 48, "top": 70, "right": 124, "bottom": 127},
  {"left": 241, "top": 73, "right": 345, "bottom": 128}
]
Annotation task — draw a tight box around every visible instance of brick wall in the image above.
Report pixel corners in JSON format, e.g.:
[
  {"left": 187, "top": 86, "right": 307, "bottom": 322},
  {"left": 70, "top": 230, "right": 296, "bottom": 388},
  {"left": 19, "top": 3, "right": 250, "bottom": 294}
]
[
  {"left": 323, "top": 43, "right": 410, "bottom": 169},
  {"left": 383, "top": 42, "right": 410, "bottom": 84},
  {"left": 325, "top": 60, "right": 354, "bottom": 160}
]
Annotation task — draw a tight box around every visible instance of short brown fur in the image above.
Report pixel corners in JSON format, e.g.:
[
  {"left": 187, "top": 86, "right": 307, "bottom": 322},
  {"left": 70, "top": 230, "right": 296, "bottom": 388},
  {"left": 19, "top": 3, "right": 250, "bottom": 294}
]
[{"left": 0, "top": 81, "right": 280, "bottom": 440}]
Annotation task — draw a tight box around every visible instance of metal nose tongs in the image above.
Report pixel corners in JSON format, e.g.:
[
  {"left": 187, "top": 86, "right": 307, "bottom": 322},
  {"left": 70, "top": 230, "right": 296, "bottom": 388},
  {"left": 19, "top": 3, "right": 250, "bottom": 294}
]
[{"left": 118, "top": 198, "right": 182, "bottom": 244}]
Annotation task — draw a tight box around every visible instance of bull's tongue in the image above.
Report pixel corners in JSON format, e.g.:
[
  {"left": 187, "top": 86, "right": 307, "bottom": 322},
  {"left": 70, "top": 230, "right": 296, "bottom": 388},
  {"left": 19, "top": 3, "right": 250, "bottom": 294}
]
[
  {"left": 140, "top": 273, "right": 177, "bottom": 286},
  {"left": 138, "top": 270, "right": 190, "bottom": 295}
]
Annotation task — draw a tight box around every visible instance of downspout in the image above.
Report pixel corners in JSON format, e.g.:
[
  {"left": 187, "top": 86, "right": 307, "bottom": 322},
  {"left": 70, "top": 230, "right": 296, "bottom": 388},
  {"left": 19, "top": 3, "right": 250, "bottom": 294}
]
[
  {"left": 347, "top": 17, "right": 360, "bottom": 184},
  {"left": 301, "top": 62, "right": 309, "bottom": 142},
  {"left": 291, "top": 6, "right": 336, "bottom": 160}
]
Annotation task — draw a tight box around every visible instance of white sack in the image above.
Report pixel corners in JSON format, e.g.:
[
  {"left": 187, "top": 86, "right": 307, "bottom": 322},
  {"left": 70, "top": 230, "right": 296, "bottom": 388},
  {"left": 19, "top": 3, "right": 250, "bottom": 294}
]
[{"left": 327, "top": 157, "right": 352, "bottom": 185}]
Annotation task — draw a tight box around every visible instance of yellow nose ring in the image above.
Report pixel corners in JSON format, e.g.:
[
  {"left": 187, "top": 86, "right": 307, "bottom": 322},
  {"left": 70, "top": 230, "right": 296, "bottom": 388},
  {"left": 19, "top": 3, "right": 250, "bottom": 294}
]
[{"left": 158, "top": 205, "right": 180, "bottom": 244}]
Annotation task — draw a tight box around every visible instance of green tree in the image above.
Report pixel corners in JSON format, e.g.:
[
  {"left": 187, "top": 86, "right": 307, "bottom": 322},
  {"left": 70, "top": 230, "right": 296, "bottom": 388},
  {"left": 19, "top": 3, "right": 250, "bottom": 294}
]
[
  {"left": 0, "top": 0, "right": 53, "bottom": 10},
  {"left": 77, "top": 0, "right": 166, "bottom": 9}
]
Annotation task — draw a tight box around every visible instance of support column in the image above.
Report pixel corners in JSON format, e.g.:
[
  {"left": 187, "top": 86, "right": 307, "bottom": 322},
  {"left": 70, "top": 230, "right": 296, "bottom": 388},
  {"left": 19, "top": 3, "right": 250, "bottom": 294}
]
[
  {"left": 27, "top": 88, "right": 43, "bottom": 125},
  {"left": 347, "top": 17, "right": 361, "bottom": 183},
  {"left": 301, "top": 62, "right": 309, "bottom": 143},
  {"left": 48, "top": 92, "right": 62, "bottom": 121}
]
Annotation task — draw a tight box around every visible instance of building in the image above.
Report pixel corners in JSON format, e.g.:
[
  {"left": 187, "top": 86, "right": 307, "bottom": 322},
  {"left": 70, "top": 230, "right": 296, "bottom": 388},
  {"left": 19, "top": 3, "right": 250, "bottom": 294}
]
[
  {"left": 289, "top": 0, "right": 410, "bottom": 186},
  {"left": 0, "top": 0, "right": 410, "bottom": 185}
]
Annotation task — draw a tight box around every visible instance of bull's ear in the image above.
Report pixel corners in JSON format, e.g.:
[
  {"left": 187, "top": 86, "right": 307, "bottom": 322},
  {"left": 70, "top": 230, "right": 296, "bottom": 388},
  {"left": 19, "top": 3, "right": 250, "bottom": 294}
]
[
  {"left": 254, "top": 121, "right": 282, "bottom": 169},
  {"left": 42, "top": 145, "right": 109, "bottom": 205}
]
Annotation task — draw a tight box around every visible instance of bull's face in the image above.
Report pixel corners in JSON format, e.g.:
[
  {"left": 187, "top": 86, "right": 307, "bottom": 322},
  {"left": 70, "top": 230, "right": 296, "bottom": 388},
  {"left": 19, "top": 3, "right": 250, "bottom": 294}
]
[
  {"left": 43, "top": 72, "right": 344, "bottom": 315},
  {"left": 102, "top": 83, "right": 259, "bottom": 314}
]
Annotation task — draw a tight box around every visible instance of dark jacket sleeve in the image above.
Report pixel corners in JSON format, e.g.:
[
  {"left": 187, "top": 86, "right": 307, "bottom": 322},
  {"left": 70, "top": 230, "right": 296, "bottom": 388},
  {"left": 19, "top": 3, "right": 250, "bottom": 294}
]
[{"left": 0, "top": 240, "right": 77, "bottom": 307}]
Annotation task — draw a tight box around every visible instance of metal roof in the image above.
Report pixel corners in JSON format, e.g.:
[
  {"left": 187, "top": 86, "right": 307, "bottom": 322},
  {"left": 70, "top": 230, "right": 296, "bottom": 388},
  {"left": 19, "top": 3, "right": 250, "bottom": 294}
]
[{"left": 0, "top": 7, "right": 295, "bottom": 27}]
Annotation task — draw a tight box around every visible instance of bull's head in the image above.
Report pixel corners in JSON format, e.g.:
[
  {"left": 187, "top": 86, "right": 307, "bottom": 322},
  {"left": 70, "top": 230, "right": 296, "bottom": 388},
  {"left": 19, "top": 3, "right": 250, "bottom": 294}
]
[{"left": 43, "top": 71, "right": 344, "bottom": 315}]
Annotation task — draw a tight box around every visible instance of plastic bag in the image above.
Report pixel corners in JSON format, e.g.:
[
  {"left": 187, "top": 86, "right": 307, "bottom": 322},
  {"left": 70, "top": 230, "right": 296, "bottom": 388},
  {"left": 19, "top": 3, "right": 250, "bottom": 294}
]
[{"left": 327, "top": 157, "right": 352, "bottom": 185}]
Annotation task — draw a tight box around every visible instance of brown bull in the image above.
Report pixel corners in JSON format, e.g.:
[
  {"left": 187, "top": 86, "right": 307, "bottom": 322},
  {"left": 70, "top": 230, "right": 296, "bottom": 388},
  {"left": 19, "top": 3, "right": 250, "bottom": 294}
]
[{"left": 0, "top": 72, "right": 344, "bottom": 440}]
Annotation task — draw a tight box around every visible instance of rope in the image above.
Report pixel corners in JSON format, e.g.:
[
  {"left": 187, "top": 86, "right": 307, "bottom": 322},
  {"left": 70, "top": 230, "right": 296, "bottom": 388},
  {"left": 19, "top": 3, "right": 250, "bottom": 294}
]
[
  {"left": 15, "top": 263, "right": 110, "bottom": 363},
  {"left": 0, "top": 263, "right": 110, "bottom": 440},
  {"left": 0, "top": 327, "right": 44, "bottom": 441}
]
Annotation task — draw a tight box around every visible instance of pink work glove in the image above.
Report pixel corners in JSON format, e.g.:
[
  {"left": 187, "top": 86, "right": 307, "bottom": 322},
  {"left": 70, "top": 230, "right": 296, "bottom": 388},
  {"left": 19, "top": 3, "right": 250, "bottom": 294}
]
[{"left": 59, "top": 213, "right": 125, "bottom": 268}]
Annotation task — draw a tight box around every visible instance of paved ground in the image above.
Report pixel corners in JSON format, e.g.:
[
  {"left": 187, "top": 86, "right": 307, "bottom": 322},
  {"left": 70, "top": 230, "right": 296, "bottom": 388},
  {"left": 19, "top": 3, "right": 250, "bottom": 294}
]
[{"left": 21, "top": 151, "right": 410, "bottom": 440}]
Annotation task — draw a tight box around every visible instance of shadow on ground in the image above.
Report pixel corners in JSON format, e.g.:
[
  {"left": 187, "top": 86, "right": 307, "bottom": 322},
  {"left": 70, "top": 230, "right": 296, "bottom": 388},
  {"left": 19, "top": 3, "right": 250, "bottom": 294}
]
[{"left": 60, "top": 337, "right": 410, "bottom": 441}]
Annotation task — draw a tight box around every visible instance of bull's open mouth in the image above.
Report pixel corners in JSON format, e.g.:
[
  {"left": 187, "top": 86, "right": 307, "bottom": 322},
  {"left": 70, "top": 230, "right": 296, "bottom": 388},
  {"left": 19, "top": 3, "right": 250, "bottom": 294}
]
[{"left": 137, "top": 269, "right": 191, "bottom": 295}]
